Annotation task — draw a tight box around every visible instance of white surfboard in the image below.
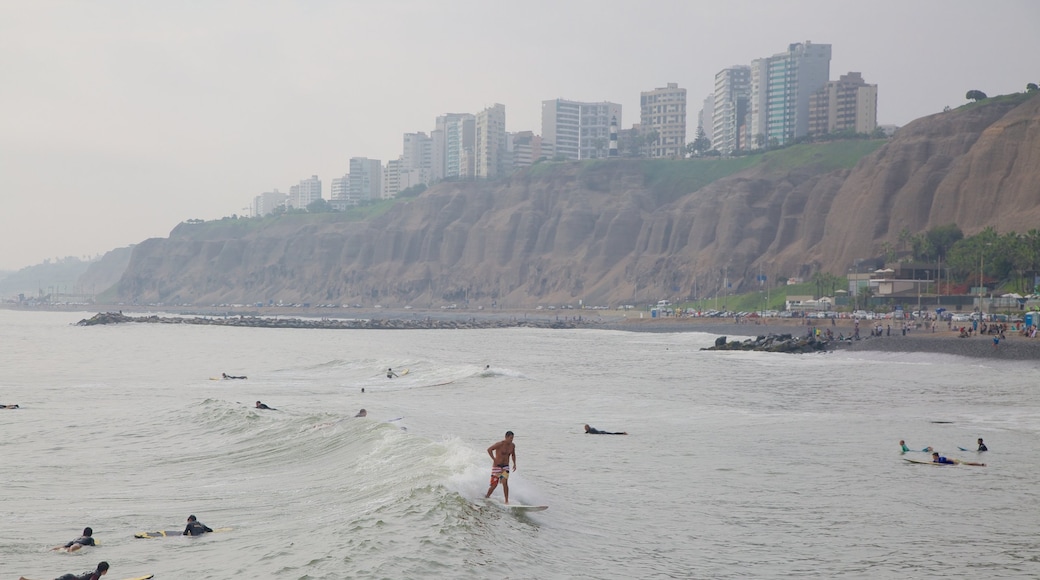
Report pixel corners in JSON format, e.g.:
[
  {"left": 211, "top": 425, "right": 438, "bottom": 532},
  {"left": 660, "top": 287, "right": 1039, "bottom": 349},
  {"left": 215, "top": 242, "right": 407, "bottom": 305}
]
[{"left": 483, "top": 498, "right": 548, "bottom": 512}]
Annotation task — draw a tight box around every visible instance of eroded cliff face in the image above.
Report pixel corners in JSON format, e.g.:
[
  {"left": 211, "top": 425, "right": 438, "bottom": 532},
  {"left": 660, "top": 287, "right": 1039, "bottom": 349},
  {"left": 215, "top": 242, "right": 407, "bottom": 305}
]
[{"left": 113, "top": 93, "right": 1040, "bottom": 307}]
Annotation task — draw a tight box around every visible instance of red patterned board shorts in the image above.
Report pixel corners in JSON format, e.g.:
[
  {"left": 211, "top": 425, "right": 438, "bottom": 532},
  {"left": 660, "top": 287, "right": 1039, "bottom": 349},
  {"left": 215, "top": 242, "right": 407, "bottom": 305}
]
[{"left": 490, "top": 464, "right": 510, "bottom": 485}]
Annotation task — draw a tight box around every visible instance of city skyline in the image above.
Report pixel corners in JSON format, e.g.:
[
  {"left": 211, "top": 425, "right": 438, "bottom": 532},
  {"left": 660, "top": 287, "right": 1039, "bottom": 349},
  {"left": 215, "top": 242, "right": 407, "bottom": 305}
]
[{"left": 2, "top": 0, "right": 1038, "bottom": 270}]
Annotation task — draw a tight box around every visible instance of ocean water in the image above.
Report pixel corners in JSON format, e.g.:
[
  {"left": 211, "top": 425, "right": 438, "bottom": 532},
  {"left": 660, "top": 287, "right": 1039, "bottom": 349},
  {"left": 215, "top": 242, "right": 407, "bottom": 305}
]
[{"left": 2, "top": 309, "right": 1040, "bottom": 579}]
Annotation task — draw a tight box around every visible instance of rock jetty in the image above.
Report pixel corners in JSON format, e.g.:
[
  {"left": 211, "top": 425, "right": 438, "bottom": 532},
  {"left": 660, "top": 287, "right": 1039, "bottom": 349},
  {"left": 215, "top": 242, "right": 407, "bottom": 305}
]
[
  {"left": 76, "top": 311, "right": 597, "bottom": 331},
  {"left": 701, "top": 334, "right": 829, "bottom": 354}
]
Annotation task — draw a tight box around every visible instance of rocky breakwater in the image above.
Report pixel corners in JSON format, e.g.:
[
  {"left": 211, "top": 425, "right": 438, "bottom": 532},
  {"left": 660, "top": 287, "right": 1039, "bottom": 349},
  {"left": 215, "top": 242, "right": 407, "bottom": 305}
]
[
  {"left": 701, "top": 334, "right": 829, "bottom": 354},
  {"left": 76, "top": 311, "right": 596, "bottom": 331}
]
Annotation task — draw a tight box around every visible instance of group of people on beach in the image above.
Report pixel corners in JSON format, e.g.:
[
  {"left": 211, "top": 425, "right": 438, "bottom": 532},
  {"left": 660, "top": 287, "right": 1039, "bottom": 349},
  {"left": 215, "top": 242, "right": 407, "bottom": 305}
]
[{"left": 26, "top": 516, "right": 213, "bottom": 579}]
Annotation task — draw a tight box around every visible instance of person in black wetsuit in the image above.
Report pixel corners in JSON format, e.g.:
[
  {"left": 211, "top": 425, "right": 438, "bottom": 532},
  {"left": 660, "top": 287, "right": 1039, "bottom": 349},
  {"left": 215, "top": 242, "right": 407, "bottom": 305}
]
[
  {"left": 222, "top": 373, "right": 247, "bottom": 380},
  {"left": 183, "top": 515, "right": 213, "bottom": 536},
  {"left": 1, "top": 404, "right": 19, "bottom": 409},
  {"left": 48, "top": 561, "right": 109, "bottom": 580},
  {"left": 585, "top": 424, "right": 627, "bottom": 435},
  {"left": 255, "top": 401, "right": 275, "bottom": 410},
  {"left": 978, "top": 438, "right": 988, "bottom": 451},
  {"left": 52, "top": 527, "right": 96, "bottom": 552},
  {"left": 386, "top": 368, "right": 398, "bottom": 379}
]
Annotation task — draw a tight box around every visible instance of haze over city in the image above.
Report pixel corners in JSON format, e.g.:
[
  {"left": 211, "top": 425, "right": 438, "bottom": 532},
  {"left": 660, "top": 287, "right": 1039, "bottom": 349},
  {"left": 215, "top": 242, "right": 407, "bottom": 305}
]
[{"left": 2, "top": 0, "right": 1038, "bottom": 271}]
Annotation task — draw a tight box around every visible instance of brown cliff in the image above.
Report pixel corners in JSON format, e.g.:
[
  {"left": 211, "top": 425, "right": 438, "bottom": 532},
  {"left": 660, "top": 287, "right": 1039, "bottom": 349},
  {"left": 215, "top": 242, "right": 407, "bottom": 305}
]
[{"left": 111, "top": 92, "right": 1040, "bottom": 307}]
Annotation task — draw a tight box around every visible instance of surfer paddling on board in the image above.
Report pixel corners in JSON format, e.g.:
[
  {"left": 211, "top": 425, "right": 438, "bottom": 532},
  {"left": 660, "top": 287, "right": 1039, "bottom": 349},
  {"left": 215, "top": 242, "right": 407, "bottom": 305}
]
[
  {"left": 585, "top": 424, "right": 627, "bottom": 435},
  {"left": 222, "top": 373, "right": 247, "bottom": 380},
  {"left": 23, "top": 561, "right": 110, "bottom": 580},
  {"left": 255, "top": 401, "right": 275, "bottom": 410},
  {"left": 52, "top": 527, "right": 96, "bottom": 552},
  {"left": 183, "top": 515, "right": 213, "bottom": 536},
  {"left": 485, "top": 431, "right": 517, "bottom": 504}
]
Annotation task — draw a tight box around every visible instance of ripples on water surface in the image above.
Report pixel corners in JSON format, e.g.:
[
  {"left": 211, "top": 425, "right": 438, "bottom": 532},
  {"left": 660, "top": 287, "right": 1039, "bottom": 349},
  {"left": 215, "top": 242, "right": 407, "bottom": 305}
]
[{"left": 2, "top": 310, "right": 1040, "bottom": 579}]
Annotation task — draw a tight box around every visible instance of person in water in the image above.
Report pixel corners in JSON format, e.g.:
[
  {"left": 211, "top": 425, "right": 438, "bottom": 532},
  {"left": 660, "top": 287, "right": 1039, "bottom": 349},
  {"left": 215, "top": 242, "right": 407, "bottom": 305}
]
[
  {"left": 355, "top": 408, "right": 367, "bottom": 417},
  {"left": 0, "top": 403, "right": 19, "bottom": 409},
  {"left": 52, "top": 527, "right": 96, "bottom": 552},
  {"left": 35, "top": 561, "right": 109, "bottom": 580},
  {"left": 222, "top": 373, "right": 246, "bottom": 380},
  {"left": 585, "top": 424, "right": 627, "bottom": 435},
  {"left": 386, "top": 368, "right": 398, "bottom": 379},
  {"left": 978, "top": 438, "right": 988, "bottom": 451},
  {"left": 899, "top": 440, "right": 910, "bottom": 453},
  {"left": 931, "top": 452, "right": 957, "bottom": 464},
  {"left": 183, "top": 514, "right": 213, "bottom": 536},
  {"left": 485, "top": 431, "right": 517, "bottom": 504},
  {"left": 255, "top": 401, "right": 275, "bottom": 410}
]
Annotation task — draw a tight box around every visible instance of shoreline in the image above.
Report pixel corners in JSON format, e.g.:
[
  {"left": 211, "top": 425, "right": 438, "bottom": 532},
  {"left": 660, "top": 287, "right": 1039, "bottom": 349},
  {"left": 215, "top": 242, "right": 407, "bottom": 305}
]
[{"left": 7, "top": 303, "right": 1038, "bottom": 361}]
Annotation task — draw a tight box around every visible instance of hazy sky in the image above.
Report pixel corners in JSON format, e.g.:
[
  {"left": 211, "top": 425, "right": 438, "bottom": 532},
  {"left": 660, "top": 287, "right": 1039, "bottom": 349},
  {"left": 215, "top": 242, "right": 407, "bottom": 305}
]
[{"left": 2, "top": 0, "right": 1038, "bottom": 271}]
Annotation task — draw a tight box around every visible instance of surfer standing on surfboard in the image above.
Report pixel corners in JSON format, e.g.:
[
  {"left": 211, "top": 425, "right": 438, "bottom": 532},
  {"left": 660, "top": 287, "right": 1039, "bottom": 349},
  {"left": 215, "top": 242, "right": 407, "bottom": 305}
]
[{"left": 485, "top": 431, "right": 517, "bottom": 504}]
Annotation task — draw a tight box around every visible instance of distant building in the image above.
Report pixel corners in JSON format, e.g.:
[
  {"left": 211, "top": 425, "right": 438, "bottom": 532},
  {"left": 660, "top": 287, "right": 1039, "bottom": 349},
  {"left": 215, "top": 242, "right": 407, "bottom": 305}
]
[
  {"left": 712, "top": 67, "right": 750, "bottom": 155},
  {"left": 541, "top": 98, "right": 622, "bottom": 160},
  {"left": 382, "top": 157, "right": 402, "bottom": 199},
  {"left": 330, "top": 174, "right": 350, "bottom": 201},
  {"left": 758, "top": 41, "right": 832, "bottom": 146},
  {"left": 288, "top": 175, "right": 321, "bottom": 209},
  {"left": 253, "top": 189, "right": 287, "bottom": 216},
  {"left": 402, "top": 132, "right": 433, "bottom": 186},
  {"left": 698, "top": 93, "right": 714, "bottom": 148},
  {"left": 348, "top": 157, "right": 382, "bottom": 204},
  {"left": 435, "top": 113, "right": 476, "bottom": 179},
  {"left": 808, "top": 72, "right": 878, "bottom": 136},
  {"left": 509, "top": 131, "right": 540, "bottom": 168},
  {"left": 475, "top": 103, "right": 507, "bottom": 178},
  {"left": 640, "top": 83, "right": 687, "bottom": 158}
]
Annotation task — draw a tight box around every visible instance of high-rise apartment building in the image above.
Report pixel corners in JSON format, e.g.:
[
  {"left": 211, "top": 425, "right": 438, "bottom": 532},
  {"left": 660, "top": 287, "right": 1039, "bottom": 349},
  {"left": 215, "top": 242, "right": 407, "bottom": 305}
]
[
  {"left": 348, "top": 157, "right": 382, "bottom": 204},
  {"left": 382, "top": 158, "right": 402, "bottom": 199},
  {"left": 699, "top": 93, "right": 715, "bottom": 146},
  {"left": 475, "top": 103, "right": 506, "bottom": 178},
  {"left": 330, "top": 174, "right": 350, "bottom": 201},
  {"left": 402, "top": 132, "right": 433, "bottom": 185},
  {"left": 435, "top": 113, "right": 476, "bottom": 179},
  {"left": 808, "top": 72, "right": 878, "bottom": 136},
  {"left": 712, "top": 68, "right": 750, "bottom": 155},
  {"left": 252, "top": 189, "right": 287, "bottom": 216},
  {"left": 288, "top": 175, "right": 322, "bottom": 209},
  {"left": 757, "top": 41, "right": 832, "bottom": 146},
  {"left": 541, "top": 98, "right": 622, "bottom": 160},
  {"left": 640, "top": 83, "right": 687, "bottom": 158}
]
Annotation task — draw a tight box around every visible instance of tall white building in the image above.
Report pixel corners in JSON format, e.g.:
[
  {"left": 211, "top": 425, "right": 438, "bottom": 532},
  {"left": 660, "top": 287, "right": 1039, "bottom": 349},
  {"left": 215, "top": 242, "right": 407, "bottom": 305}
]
[
  {"left": 699, "top": 93, "right": 714, "bottom": 146},
  {"left": 475, "top": 103, "right": 506, "bottom": 178},
  {"left": 382, "top": 158, "right": 402, "bottom": 199},
  {"left": 541, "top": 98, "right": 622, "bottom": 160},
  {"left": 640, "top": 83, "right": 687, "bottom": 158},
  {"left": 712, "top": 67, "right": 750, "bottom": 155},
  {"left": 435, "top": 113, "right": 475, "bottom": 179},
  {"left": 288, "top": 175, "right": 321, "bottom": 209},
  {"left": 402, "top": 132, "right": 433, "bottom": 185},
  {"left": 252, "top": 189, "right": 287, "bottom": 216},
  {"left": 757, "top": 41, "right": 832, "bottom": 146},
  {"left": 348, "top": 157, "right": 382, "bottom": 204},
  {"left": 330, "top": 174, "right": 350, "bottom": 201}
]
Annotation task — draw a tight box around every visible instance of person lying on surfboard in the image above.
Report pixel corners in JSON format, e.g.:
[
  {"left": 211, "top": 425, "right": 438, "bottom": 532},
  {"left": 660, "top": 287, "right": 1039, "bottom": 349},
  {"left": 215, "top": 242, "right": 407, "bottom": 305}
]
[
  {"left": 585, "top": 424, "right": 627, "bottom": 435},
  {"left": 255, "top": 401, "right": 275, "bottom": 410},
  {"left": 183, "top": 515, "right": 213, "bottom": 536},
  {"left": 51, "top": 527, "right": 96, "bottom": 552},
  {"left": 24, "top": 560, "right": 110, "bottom": 580},
  {"left": 931, "top": 452, "right": 957, "bottom": 464},
  {"left": 222, "top": 373, "right": 247, "bottom": 380},
  {"left": 1, "top": 403, "right": 19, "bottom": 409}
]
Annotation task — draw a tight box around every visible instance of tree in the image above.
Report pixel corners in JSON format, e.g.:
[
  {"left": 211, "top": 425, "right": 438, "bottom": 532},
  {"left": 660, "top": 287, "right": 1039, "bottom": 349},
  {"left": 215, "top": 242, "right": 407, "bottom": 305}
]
[
  {"left": 306, "top": 199, "right": 331, "bottom": 213},
  {"left": 1026, "top": 83, "right": 1038, "bottom": 92},
  {"left": 965, "top": 90, "right": 988, "bottom": 102},
  {"left": 870, "top": 126, "right": 888, "bottom": 139}
]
